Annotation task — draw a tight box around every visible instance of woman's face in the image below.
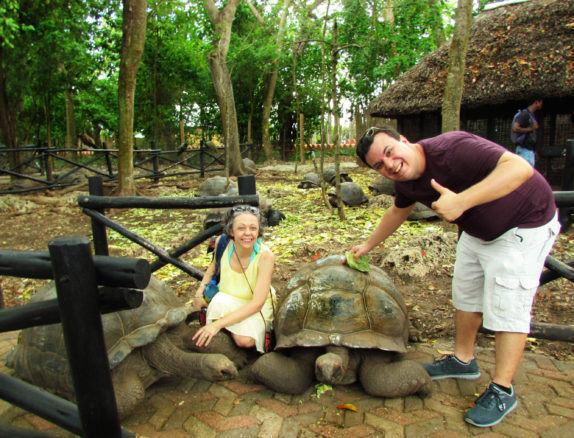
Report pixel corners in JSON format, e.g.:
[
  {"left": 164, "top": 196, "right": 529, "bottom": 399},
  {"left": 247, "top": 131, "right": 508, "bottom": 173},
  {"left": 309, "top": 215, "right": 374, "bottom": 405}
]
[{"left": 231, "top": 212, "right": 259, "bottom": 249}]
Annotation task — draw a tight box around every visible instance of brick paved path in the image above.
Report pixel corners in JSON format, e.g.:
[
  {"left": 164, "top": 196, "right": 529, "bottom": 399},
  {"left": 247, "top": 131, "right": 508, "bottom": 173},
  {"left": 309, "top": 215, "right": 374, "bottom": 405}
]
[{"left": 1, "top": 330, "right": 573, "bottom": 437}]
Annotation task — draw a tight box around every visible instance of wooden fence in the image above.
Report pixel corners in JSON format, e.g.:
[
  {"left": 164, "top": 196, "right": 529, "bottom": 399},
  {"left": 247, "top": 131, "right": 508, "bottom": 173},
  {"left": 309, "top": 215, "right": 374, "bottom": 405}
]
[
  {"left": 0, "top": 236, "right": 147, "bottom": 437},
  {"left": 0, "top": 141, "right": 254, "bottom": 195}
]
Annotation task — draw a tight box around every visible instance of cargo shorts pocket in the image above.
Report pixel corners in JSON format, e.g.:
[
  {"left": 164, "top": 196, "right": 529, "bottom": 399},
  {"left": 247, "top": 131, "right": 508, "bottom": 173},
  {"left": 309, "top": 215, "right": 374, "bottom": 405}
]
[{"left": 492, "top": 276, "right": 539, "bottom": 318}]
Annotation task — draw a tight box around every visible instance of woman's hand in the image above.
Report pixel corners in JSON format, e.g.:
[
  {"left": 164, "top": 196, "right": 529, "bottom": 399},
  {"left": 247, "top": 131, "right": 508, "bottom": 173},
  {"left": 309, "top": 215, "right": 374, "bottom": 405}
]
[
  {"left": 190, "top": 295, "right": 208, "bottom": 308},
  {"left": 192, "top": 322, "right": 222, "bottom": 347}
]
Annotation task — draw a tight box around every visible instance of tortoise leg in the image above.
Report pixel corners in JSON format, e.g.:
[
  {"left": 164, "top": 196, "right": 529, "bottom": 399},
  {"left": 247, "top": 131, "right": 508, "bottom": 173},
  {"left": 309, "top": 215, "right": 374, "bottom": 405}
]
[
  {"left": 171, "top": 323, "right": 251, "bottom": 369},
  {"left": 143, "top": 332, "right": 238, "bottom": 381},
  {"left": 250, "top": 349, "right": 321, "bottom": 394},
  {"left": 315, "top": 346, "right": 359, "bottom": 385},
  {"left": 111, "top": 357, "right": 148, "bottom": 419},
  {"left": 359, "top": 352, "right": 432, "bottom": 398}
]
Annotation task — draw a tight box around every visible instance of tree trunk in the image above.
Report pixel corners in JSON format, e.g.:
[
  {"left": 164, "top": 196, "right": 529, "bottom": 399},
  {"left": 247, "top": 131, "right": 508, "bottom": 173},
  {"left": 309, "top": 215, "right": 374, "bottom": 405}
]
[
  {"left": 204, "top": 0, "right": 243, "bottom": 177},
  {"left": 65, "top": 87, "right": 76, "bottom": 149},
  {"left": 0, "top": 45, "right": 21, "bottom": 170},
  {"left": 441, "top": 0, "right": 472, "bottom": 133},
  {"left": 299, "top": 112, "right": 305, "bottom": 164},
  {"left": 117, "top": 0, "right": 147, "bottom": 195},
  {"left": 331, "top": 22, "right": 344, "bottom": 220},
  {"left": 44, "top": 95, "right": 52, "bottom": 147}
]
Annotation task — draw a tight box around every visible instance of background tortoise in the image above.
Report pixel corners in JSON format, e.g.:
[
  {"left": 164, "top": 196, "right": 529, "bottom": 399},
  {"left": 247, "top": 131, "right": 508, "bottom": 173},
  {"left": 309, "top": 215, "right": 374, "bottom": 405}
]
[
  {"left": 369, "top": 175, "right": 395, "bottom": 196},
  {"left": 195, "top": 176, "right": 235, "bottom": 197},
  {"left": 323, "top": 166, "right": 352, "bottom": 186},
  {"left": 6, "top": 276, "right": 244, "bottom": 418},
  {"left": 242, "top": 158, "right": 257, "bottom": 174},
  {"left": 250, "top": 257, "right": 431, "bottom": 397},
  {"left": 297, "top": 172, "right": 321, "bottom": 189},
  {"left": 328, "top": 182, "right": 369, "bottom": 207}
]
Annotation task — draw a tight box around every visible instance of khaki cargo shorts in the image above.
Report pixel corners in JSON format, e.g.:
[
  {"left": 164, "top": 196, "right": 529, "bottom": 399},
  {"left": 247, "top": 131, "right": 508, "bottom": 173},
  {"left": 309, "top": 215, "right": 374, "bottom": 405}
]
[{"left": 452, "top": 214, "right": 560, "bottom": 333}]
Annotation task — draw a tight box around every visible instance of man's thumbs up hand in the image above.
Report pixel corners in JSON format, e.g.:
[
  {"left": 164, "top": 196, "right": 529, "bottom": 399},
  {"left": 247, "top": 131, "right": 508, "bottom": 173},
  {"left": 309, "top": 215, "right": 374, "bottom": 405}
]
[{"left": 430, "top": 179, "right": 464, "bottom": 222}]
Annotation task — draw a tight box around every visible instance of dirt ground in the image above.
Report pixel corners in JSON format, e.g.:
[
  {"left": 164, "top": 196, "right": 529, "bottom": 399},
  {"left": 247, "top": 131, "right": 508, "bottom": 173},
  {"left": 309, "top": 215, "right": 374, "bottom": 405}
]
[{"left": 0, "top": 161, "right": 572, "bottom": 362}]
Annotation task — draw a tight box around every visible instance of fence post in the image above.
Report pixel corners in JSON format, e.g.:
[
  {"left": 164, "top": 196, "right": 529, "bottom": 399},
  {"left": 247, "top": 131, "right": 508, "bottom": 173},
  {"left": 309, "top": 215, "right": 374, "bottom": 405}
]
[
  {"left": 151, "top": 141, "right": 160, "bottom": 183},
  {"left": 88, "top": 176, "right": 109, "bottom": 256},
  {"left": 238, "top": 175, "right": 256, "bottom": 195},
  {"left": 48, "top": 236, "right": 122, "bottom": 438},
  {"left": 199, "top": 139, "right": 206, "bottom": 178},
  {"left": 103, "top": 141, "right": 113, "bottom": 177}
]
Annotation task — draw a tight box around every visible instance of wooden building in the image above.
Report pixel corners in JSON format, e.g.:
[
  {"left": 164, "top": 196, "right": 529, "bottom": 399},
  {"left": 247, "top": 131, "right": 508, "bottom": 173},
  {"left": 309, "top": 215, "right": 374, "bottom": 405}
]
[{"left": 368, "top": 0, "right": 574, "bottom": 185}]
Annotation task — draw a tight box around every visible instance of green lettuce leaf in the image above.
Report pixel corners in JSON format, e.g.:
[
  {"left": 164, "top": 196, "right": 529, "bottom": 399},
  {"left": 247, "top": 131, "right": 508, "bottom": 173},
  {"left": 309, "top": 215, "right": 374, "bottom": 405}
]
[{"left": 345, "top": 251, "right": 370, "bottom": 272}]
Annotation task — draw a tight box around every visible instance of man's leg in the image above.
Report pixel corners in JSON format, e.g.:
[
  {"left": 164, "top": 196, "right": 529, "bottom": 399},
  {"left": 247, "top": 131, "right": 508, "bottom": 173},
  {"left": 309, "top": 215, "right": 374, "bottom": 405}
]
[
  {"left": 493, "top": 331, "right": 527, "bottom": 387},
  {"left": 453, "top": 310, "right": 483, "bottom": 363},
  {"left": 466, "top": 217, "right": 559, "bottom": 427},
  {"left": 423, "top": 232, "right": 482, "bottom": 380}
]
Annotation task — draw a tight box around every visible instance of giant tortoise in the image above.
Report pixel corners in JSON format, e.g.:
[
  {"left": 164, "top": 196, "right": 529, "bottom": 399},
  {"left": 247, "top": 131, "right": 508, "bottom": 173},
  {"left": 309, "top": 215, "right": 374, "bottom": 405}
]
[
  {"left": 297, "top": 172, "right": 321, "bottom": 189},
  {"left": 323, "top": 166, "right": 352, "bottom": 186},
  {"left": 328, "top": 182, "right": 369, "bottom": 207},
  {"left": 195, "top": 176, "right": 235, "bottom": 197},
  {"left": 5, "top": 276, "right": 245, "bottom": 418},
  {"left": 250, "top": 257, "right": 431, "bottom": 397}
]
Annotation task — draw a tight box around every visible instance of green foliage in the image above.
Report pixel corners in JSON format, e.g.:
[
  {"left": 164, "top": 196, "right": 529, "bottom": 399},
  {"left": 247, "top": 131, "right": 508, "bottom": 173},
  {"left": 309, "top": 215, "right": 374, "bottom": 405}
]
[{"left": 2, "top": 0, "right": 455, "bottom": 157}]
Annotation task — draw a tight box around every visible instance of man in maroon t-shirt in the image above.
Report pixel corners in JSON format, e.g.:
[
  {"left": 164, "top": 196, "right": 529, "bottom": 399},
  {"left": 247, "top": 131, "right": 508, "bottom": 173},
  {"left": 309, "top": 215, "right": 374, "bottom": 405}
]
[{"left": 351, "top": 126, "right": 559, "bottom": 428}]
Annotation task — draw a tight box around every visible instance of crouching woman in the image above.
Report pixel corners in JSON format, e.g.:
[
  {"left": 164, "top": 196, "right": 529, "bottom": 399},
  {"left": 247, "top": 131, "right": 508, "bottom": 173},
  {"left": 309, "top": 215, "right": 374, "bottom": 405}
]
[{"left": 192, "top": 205, "right": 275, "bottom": 353}]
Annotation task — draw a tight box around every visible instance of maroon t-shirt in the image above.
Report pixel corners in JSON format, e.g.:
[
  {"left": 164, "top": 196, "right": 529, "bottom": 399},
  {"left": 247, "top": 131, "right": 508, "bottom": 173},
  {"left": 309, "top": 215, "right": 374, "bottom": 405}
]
[{"left": 394, "top": 131, "right": 556, "bottom": 240}]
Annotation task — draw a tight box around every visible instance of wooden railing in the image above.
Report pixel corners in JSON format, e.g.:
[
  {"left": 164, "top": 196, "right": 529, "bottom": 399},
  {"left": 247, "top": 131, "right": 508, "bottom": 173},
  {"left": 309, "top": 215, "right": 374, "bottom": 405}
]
[{"left": 0, "top": 237, "right": 149, "bottom": 437}]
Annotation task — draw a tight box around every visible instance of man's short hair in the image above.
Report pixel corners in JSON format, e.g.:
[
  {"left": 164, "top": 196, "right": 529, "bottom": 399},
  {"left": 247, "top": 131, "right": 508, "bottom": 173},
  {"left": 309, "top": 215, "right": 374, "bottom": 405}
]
[
  {"left": 529, "top": 92, "right": 544, "bottom": 104},
  {"left": 356, "top": 126, "right": 401, "bottom": 167}
]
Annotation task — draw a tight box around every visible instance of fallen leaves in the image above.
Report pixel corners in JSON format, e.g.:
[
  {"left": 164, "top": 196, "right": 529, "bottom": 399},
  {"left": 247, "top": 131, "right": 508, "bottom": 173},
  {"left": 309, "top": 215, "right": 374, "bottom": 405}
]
[{"left": 337, "top": 403, "right": 358, "bottom": 412}]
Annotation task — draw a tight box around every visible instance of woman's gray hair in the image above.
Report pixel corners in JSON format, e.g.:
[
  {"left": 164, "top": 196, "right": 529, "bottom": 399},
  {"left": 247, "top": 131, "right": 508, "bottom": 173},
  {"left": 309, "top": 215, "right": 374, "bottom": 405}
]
[{"left": 223, "top": 205, "right": 264, "bottom": 237}]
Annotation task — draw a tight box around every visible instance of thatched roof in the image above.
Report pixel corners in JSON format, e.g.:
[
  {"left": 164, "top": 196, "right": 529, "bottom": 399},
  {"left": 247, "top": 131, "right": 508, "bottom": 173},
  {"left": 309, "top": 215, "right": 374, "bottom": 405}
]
[{"left": 369, "top": 0, "right": 574, "bottom": 118}]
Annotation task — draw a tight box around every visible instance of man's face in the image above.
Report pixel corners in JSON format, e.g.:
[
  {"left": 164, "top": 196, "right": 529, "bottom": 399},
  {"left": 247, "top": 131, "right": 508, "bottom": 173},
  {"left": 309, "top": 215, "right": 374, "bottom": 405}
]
[
  {"left": 365, "top": 133, "right": 424, "bottom": 181},
  {"left": 535, "top": 99, "right": 544, "bottom": 111}
]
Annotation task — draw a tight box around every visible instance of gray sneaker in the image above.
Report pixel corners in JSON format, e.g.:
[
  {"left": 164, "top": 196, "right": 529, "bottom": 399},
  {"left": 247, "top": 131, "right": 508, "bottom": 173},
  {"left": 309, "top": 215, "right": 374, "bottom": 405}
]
[
  {"left": 423, "top": 354, "right": 481, "bottom": 380},
  {"left": 465, "top": 383, "right": 517, "bottom": 427}
]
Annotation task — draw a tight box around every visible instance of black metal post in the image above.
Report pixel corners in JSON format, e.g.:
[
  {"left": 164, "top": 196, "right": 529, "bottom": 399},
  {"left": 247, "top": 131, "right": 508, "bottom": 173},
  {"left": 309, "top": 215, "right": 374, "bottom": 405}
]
[
  {"left": 238, "top": 175, "right": 256, "bottom": 195},
  {"left": 41, "top": 143, "right": 52, "bottom": 181},
  {"left": 199, "top": 139, "right": 206, "bottom": 178},
  {"left": 103, "top": 142, "right": 114, "bottom": 177},
  {"left": 88, "top": 176, "right": 109, "bottom": 255},
  {"left": 151, "top": 141, "right": 160, "bottom": 183},
  {"left": 48, "top": 236, "right": 122, "bottom": 438}
]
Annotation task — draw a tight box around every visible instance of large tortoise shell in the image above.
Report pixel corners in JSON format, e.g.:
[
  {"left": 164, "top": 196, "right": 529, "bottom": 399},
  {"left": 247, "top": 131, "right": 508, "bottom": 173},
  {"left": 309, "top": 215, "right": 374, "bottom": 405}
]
[
  {"left": 5, "top": 276, "right": 191, "bottom": 397},
  {"left": 275, "top": 258, "right": 408, "bottom": 353}
]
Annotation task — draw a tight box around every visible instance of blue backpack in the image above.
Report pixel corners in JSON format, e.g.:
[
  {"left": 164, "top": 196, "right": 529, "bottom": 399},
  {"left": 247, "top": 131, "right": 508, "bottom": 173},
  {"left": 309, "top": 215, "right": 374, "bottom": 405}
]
[
  {"left": 510, "top": 109, "right": 534, "bottom": 145},
  {"left": 204, "top": 234, "right": 229, "bottom": 301}
]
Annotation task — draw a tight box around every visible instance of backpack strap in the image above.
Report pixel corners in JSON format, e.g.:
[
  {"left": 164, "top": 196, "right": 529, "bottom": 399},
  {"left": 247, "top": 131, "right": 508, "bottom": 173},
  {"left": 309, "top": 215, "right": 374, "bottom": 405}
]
[{"left": 213, "top": 234, "right": 229, "bottom": 283}]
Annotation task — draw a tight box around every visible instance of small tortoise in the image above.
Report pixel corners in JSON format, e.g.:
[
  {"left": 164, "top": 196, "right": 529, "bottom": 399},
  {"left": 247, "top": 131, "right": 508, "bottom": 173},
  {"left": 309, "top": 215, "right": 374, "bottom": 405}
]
[
  {"left": 298, "top": 172, "right": 321, "bottom": 189},
  {"left": 328, "top": 182, "right": 369, "bottom": 207},
  {"left": 369, "top": 175, "right": 395, "bottom": 196},
  {"left": 195, "top": 176, "right": 235, "bottom": 197},
  {"left": 323, "top": 166, "right": 352, "bottom": 186},
  {"left": 251, "top": 257, "right": 431, "bottom": 397},
  {"left": 242, "top": 158, "right": 257, "bottom": 174},
  {"left": 6, "top": 276, "right": 245, "bottom": 418},
  {"left": 408, "top": 202, "right": 439, "bottom": 221}
]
